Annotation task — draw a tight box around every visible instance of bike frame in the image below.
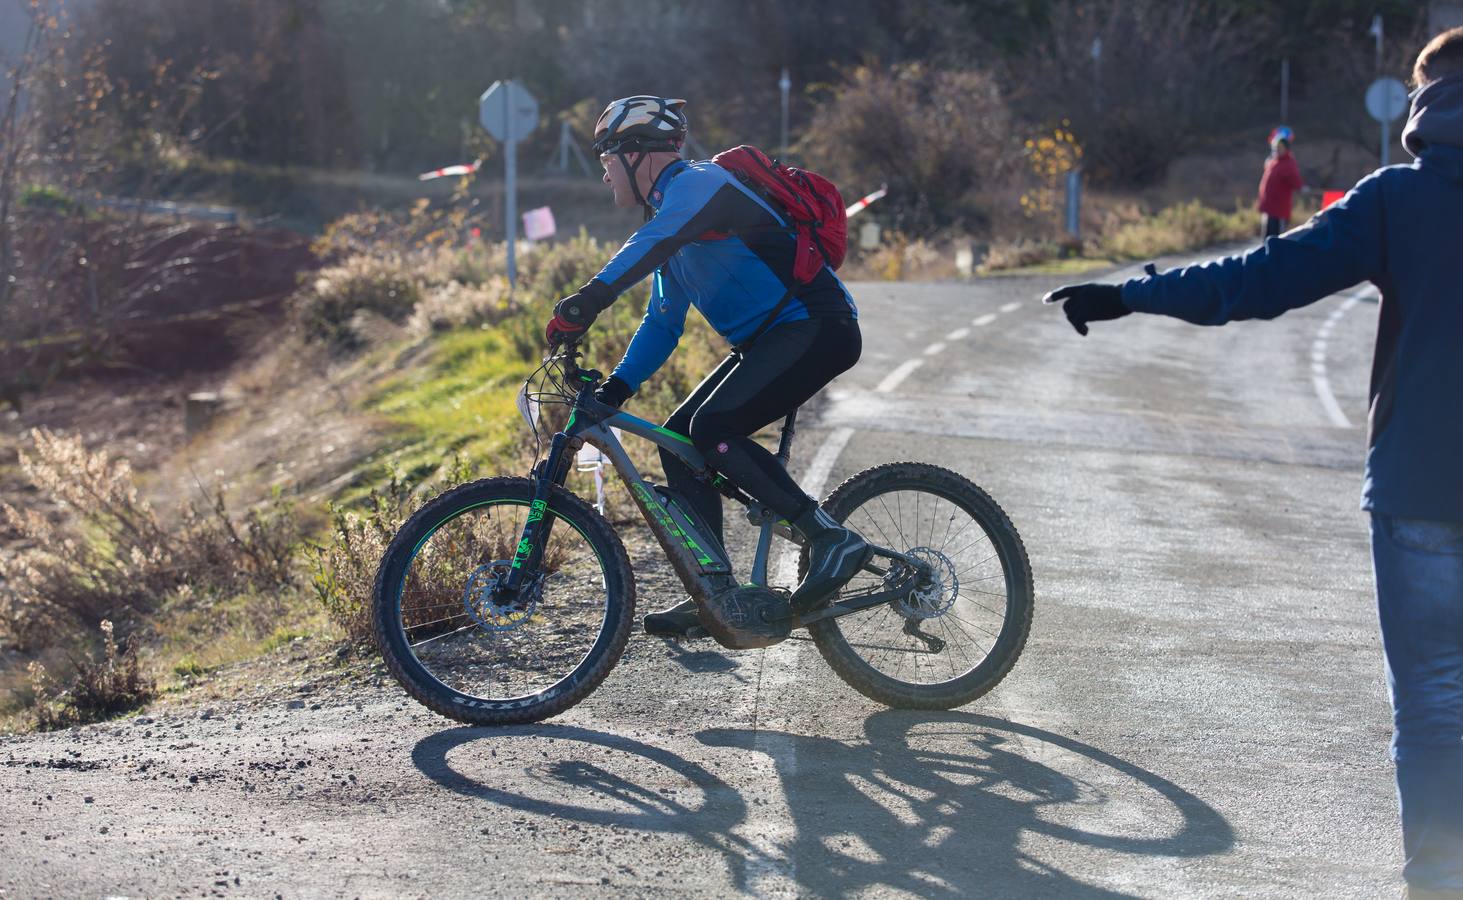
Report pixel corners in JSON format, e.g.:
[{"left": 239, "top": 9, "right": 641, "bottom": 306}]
[
  {"left": 500, "top": 351, "right": 926, "bottom": 628},
  {"left": 501, "top": 363, "right": 796, "bottom": 609}
]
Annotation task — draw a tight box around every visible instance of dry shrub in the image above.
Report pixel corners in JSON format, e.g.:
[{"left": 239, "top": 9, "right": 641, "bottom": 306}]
[
  {"left": 294, "top": 225, "right": 623, "bottom": 352},
  {"left": 801, "top": 64, "right": 1017, "bottom": 234},
  {"left": 843, "top": 235, "right": 962, "bottom": 282},
  {"left": 979, "top": 239, "right": 1066, "bottom": 273},
  {"left": 411, "top": 269, "right": 513, "bottom": 335},
  {"left": 292, "top": 254, "right": 423, "bottom": 348},
  {"left": 310, "top": 454, "right": 473, "bottom": 644},
  {"left": 27, "top": 620, "right": 155, "bottom": 731},
  {"left": 1101, "top": 200, "right": 1255, "bottom": 260},
  {"left": 517, "top": 230, "right": 609, "bottom": 300},
  {"left": 0, "top": 429, "right": 302, "bottom": 652}
]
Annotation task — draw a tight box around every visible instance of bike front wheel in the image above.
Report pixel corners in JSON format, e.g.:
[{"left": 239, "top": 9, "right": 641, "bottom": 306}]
[
  {"left": 802, "top": 462, "right": 1034, "bottom": 709},
  {"left": 372, "top": 476, "right": 635, "bottom": 725}
]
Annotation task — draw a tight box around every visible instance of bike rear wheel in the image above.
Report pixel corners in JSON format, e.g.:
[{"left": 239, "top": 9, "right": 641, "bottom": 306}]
[
  {"left": 372, "top": 476, "right": 635, "bottom": 725},
  {"left": 802, "top": 462, "right": 1034, "bottom": 709}
]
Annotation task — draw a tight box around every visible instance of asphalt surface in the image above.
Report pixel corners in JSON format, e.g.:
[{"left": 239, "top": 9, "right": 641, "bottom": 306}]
[{"left": 0, "top": 254, "right": 1397, "bottom": 898}]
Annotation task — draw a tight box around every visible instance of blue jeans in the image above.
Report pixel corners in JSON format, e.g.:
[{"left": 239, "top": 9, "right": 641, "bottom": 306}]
[{"left": 1370, "top": 514, "right": 1463, "bottom": 890}]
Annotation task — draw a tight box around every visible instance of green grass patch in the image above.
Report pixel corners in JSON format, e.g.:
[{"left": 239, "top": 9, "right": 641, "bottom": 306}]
[
  {"left": 985, "top": 255, "right": 1117, "bottom": 277},
  {"left": 171, "top": 654, "right": 210, "bottom": 679},
  {"left": 260, "top": 626, "right": 311, "bottom": 654},
  {"left": 366, "top": 326, "right": 536, "bottom": 481}
]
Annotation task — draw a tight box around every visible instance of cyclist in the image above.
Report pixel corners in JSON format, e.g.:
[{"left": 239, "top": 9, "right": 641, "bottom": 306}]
[{"left": 543, "top": 96, "right": 867, "bottom": 638}]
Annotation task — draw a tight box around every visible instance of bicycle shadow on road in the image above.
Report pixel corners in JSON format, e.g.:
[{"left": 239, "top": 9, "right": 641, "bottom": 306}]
[
  {"left": 411, "top": 724, "right": 762, "bottom": 867},
  {"left": 698, "top": 709, "right": 1236, "bottom": 897},
  {"left": 410, "top": 711, "right": 1233, "bottom": 897}
]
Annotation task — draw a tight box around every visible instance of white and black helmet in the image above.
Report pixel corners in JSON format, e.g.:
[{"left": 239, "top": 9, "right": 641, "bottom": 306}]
[{"left": 592, "top": 96, "right": 688, "bottom": 156}]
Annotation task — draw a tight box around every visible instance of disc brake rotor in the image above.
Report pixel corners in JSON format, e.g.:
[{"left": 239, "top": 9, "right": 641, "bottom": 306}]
[
  {"left": 463, "top": 561, "right": 542, "bottom": 632},
  {"left": 893, "top": 547, "right": 959, "bottom": 620}
]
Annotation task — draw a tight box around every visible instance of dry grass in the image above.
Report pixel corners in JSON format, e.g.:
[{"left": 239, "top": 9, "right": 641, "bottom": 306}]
[
  {"left": 1100, "top": 199, "right": 1257, "bottom": 260},
  {"left": 0, "top": 429, "right": 302, "bottom": 653},
  {"left": 26, "top": 620, "right": 154, "bottom": 731},
  {"left": 308, "top": 455, "right": 473, "bottom": 644}
]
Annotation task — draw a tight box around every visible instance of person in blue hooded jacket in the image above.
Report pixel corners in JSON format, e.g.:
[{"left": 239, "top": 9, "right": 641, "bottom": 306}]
[
  {"left": 1045, "top": 28, "right": 1463, "bottom": 896},
  {"left": 543, "top": 96, "right": 867, "bottom": 639}
]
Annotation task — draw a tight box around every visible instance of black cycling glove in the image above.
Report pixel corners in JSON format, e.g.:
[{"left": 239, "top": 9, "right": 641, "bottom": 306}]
[
  {"left": 1042, "top": 282, "right": 1131, "bottom": 336},
  {"left": 545, "top": 280, "right": 615, "bottom": 347},
  {"left": 594, "top": 375, "right": 633, "bottom": 409}
]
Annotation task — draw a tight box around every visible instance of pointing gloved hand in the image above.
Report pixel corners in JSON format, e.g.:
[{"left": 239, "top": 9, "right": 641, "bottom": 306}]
[
  {"left": 594, "top": 375, "right": 633, "bottom": 409},
  {"left": 1042, "top": 282, "right": 1131, "bottom": 336}
]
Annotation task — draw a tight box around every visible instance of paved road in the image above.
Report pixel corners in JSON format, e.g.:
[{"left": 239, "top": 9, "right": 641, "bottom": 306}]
[{"left": 1, "top": 258, "right": 1397, "bottom": 898}]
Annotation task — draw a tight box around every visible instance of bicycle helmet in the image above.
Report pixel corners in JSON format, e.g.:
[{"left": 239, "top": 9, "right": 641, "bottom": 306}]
[
  {"left": 593, "top": 96, "right": 688, "bottom": 216},
  {"left": 1269, "top": 126, "right": 1294, "bottom": 147},
  {"left": 592, "top": 96, "right": 688, "bottom": 156}
]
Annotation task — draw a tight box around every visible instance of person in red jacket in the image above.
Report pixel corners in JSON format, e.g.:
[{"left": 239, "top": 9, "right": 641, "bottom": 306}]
[{"left": 1257, "top": 126, "right": 1304, "bottom": 237}]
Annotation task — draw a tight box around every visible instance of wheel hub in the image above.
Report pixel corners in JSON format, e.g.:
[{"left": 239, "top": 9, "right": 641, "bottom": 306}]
[
  {"left": 893, "top": 547, "right": 959, "bottom": 620},
  {"left": 463, "top": 561, "right": 542, "bottom": 632}
]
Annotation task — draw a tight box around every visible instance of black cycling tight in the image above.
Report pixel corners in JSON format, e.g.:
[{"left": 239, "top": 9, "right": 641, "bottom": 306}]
[{"left": 660, "top": 316, "right": 862, "bottom": 545}]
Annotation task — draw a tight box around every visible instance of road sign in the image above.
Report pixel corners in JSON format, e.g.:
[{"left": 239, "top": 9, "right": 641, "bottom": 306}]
[
  {"left": 1366, "top": 77, "right": 1409, "bottom": 168},
  {"left": 478, "top": 80, "right": 539, "bottom": 286},
  {"left": 1366, "top": 77, "right": 1408, "bottom": 123},
  {"left": 479, "top": 80, "right": 539, "bottom": 143}
]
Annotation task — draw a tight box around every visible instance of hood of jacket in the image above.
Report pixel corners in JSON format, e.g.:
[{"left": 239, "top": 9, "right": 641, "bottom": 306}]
[{"left": 1402, "top": 72, "right": 1463, "bottom": 157}]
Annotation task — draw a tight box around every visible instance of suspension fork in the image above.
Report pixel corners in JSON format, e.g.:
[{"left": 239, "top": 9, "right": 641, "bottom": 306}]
[{"left": 499, "top": 431, "right": 576, "bottom": 595}]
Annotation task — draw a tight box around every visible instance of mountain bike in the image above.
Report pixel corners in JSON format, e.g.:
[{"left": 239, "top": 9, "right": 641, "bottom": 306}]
[{"left": 371, "top": 342, "right": 1034, "bottom": 725}]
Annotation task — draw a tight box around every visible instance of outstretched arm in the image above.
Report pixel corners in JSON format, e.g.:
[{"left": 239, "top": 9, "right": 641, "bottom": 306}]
[
  {"left": 1120, "top": 174, "right": 1384, "bottom": 325},
  {"left": 1046, "top": 173, "right": 1386, "bottom": 334}
]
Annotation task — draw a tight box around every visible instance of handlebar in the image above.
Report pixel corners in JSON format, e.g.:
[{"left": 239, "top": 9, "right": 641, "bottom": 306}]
[{"left": 544, "top": 339, "right": 602, "bottom": 390}]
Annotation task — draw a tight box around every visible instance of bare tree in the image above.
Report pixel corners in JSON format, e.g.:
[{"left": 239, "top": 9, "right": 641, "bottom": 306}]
[
  {"left": 800, "top": 64, "right": 1018, "bottom": 234},
  {"left": 0, "top": 5, "right": 303, "bottom": 410},
  {"left": 1018, "top": 0, "right": 1260, "bottom": 186}
]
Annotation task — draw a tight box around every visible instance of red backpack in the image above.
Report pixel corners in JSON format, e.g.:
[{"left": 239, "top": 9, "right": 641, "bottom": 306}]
[{"left": 710, "top": 145, "right": 846, "bottom": 283}]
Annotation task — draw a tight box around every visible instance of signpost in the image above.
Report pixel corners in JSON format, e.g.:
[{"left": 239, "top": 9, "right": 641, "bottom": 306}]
[
  {"left": 479, "top": 79, "right": 539, "bottom": 286},
  {"left": 778, "top": 68, "right": 791, "bottom": 157},
  {"left": 1366, "top": 77, "right": 1408, "bottom": 167}
]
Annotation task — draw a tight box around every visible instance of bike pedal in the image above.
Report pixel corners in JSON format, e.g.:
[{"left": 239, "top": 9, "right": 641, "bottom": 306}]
[{"left": 684, "top": 625, "right": 709, "bottom": 639}]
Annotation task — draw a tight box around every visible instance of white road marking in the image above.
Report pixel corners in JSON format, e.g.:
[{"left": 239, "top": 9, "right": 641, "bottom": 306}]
[
  {"left": 924, "top": 342, "right": 946, "bottom": 356},
  {"left": 744, "top": 425, "right": 857, "bottom": 896},
  {"left": 972, "top": 313, "right": 997, "bottom": 327},
  {"left": 875, "top": 359, "right": 923, "bottom": 393},
  {"left": 1310, "top": 292, "right": 1367, "bottom": 429},
  {"left": 948, "top": 327, "right": 970, "bottom": 340},
  {"left": 1000, "top": 301, "right": 1021, "bottom": 313}
]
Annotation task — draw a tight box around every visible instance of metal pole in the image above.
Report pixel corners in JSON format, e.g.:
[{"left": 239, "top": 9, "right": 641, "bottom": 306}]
[
  {"left": 1065, "top": 169, "right": 1081, "bottom": 240},
  {"left": 1373, "top": 15, "right": 1384, "bottom": 74},
  {"left": 1280, "top": 58, "right": 1289, "bottom": 124},
  {"left": 1092, "top": 37, "right": 1103, "bottom": 114},
  {"left": 1374, "top": 16, "right": 1387, "bottom": 167},
  {"left": 778, "top": 68, "right": 790, "bottom": 157},
  {"left": 504, "top": 82, "right": 517, "bottom": 287}
]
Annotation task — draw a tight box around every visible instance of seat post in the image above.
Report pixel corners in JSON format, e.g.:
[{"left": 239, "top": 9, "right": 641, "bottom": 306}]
[{"left": 776, "top": 410, "right": 798, "bottom": 466}]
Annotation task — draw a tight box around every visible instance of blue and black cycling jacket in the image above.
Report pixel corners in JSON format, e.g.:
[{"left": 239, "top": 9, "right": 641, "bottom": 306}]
[{"left": 575, "top": 159, "right": 858, "bottom": 391}]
